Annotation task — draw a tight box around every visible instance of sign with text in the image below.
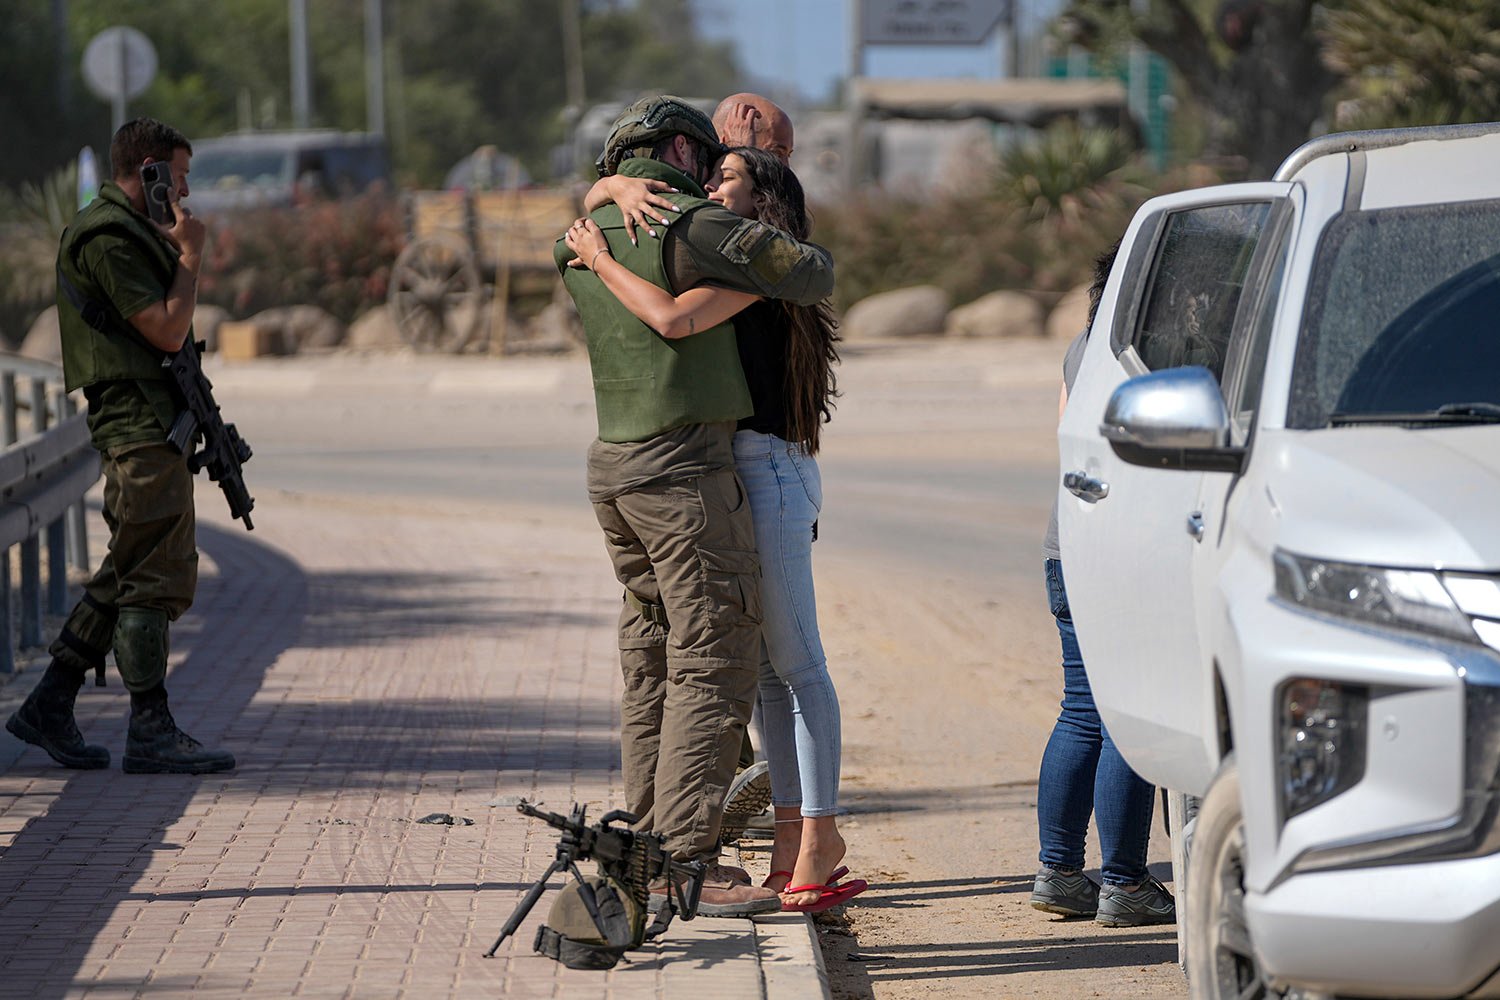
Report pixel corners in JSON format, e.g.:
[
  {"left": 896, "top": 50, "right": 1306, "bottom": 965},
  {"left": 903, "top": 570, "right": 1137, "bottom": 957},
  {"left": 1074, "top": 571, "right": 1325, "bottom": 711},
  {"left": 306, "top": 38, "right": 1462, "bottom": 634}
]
[{"left": 861, "top": 0, "right": 1011, "bottom": 45}]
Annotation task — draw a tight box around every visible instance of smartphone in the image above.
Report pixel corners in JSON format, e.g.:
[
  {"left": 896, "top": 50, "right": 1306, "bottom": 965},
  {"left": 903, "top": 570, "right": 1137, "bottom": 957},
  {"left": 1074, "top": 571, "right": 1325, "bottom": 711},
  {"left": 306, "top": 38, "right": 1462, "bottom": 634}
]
[{"left": 140, "top": 161, "right": 176, "bottom": 225}]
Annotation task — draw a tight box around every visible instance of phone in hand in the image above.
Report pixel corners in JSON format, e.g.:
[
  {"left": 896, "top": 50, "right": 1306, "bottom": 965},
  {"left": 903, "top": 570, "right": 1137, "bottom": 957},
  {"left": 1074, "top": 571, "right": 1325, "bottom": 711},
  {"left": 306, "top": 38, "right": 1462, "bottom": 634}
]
[{"left": 140, "top": 161, "right": 176, "bottom": 225}]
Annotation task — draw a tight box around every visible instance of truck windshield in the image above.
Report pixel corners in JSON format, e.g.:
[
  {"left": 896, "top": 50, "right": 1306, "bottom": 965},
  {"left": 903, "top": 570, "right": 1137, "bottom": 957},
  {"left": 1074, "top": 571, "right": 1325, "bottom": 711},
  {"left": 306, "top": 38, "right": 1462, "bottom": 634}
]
[
  {"left": 189, "top": 150, "right": 291, "bottom": 192},
  {"left": 1289, "top": 198, "right": 1500, "bottom": 429}
]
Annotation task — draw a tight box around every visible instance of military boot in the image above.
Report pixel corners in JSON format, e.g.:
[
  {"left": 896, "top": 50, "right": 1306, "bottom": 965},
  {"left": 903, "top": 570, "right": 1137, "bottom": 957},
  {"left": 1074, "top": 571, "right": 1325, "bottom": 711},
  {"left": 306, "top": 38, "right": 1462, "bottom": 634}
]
[
  {"left": 4, "top": 659, "right": 110, "bottom": 769},
  {"left": 115, "top": 608, "right": 235, "bottom": 774},
  {"left": 123, "top": 685, "right": 235, "bottom": 774}
]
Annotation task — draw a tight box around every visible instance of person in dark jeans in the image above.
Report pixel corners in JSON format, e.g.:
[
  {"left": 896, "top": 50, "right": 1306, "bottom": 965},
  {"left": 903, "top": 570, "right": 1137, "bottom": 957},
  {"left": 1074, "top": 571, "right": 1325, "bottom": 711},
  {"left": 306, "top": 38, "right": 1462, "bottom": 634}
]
[{"left": 1031, "top": 245, "right": 1175, "bottom": 927}]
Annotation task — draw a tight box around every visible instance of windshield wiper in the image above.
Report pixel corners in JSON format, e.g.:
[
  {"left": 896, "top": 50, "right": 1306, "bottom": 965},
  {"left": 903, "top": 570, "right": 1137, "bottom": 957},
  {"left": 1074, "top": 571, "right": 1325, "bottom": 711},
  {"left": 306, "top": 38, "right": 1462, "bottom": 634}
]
[{"left": 1330, "top": 402, "right": 1500, "bottom": 426}]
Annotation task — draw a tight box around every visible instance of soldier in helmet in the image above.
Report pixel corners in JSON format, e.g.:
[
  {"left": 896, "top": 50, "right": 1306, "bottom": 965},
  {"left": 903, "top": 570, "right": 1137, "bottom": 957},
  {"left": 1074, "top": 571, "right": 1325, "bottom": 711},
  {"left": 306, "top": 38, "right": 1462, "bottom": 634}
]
[{"left": 555, "top": 95, "right": 834, "bottom": 917}]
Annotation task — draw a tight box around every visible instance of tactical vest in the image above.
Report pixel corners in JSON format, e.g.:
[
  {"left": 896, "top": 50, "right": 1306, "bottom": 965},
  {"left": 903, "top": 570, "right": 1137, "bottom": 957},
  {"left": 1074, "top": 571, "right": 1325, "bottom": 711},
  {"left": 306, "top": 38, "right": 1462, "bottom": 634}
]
[
  {"left": 562, "top": 160, "right": 752, "bottom": 444},
  {"left": 56, "top": 182, "right": 178, "bottom": 394}
]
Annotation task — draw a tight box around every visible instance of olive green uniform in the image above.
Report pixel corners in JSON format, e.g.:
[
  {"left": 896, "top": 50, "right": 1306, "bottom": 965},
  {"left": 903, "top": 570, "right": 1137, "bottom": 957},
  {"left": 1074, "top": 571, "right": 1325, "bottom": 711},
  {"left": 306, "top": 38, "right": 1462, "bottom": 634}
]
[
  {"left": 52, "top": 181, "right": 196, "bottom": 693},
  {"left": 556, "top": 157, "right": 834, "bottom": 863}
]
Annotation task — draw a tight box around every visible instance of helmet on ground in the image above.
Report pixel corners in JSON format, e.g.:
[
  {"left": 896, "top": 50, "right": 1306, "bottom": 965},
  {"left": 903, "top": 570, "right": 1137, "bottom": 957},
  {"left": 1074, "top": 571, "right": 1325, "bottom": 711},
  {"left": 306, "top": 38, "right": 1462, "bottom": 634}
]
[
  {"left": 596, "top": 95, "right": 723, "bottom": 177},
  {"left": 533, "top": 875, "right": 646, "bottom": 970}
]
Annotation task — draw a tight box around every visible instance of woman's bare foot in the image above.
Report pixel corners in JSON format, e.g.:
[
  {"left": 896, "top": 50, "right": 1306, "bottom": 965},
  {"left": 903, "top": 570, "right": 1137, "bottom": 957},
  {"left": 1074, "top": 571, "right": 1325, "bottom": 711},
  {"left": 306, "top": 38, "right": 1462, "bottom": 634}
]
[
  {"left": 764, "top": 807, "right": 804, "bottom": 893},
  {"left": 782, "top": 816, "right": 846, "bottom": 907}
]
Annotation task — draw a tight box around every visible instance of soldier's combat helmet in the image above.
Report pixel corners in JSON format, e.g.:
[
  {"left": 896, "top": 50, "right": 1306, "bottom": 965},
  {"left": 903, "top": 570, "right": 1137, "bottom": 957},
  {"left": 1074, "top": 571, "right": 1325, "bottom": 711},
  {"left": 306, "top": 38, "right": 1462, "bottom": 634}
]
[
  {"left": 532, "top": 875, "right": 646, "bottom": 970},
  {"left": 596, "top": 95, "right": 723, "bottom": 177}
]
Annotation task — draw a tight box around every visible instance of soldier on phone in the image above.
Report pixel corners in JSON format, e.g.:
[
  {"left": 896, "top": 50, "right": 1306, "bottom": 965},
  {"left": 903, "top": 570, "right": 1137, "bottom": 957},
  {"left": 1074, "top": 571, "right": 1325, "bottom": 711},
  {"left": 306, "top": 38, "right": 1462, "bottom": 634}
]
[{"left": 5, "top": 117, "right": 234, "bottom": 774}]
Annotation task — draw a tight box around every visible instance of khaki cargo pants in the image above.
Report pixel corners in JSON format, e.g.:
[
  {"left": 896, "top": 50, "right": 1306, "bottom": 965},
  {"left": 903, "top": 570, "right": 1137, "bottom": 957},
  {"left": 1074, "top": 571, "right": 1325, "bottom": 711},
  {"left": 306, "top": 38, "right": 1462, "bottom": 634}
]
[
  {"left": 592, "top": 467, "right": 762, "bottom": 864},
  {"left": 50, "top": 441, "right": 198, "bottom": 691}
]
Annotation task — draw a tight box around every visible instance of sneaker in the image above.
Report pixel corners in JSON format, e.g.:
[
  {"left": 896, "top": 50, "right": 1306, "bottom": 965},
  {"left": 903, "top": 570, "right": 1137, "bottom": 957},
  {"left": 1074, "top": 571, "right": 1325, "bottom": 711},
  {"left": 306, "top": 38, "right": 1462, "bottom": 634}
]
[
  {"left": 1029, "top": 865, "right": 1099, "bottom": 918},
  {"left": 648, "top": 872, "right": 782, "bottom": 917},
  {"left": 719, "top": 760, "right": 772, "bottom": 844},
  {"left": 1096, "top": 876, "right": 1176, "bottom": 927}
]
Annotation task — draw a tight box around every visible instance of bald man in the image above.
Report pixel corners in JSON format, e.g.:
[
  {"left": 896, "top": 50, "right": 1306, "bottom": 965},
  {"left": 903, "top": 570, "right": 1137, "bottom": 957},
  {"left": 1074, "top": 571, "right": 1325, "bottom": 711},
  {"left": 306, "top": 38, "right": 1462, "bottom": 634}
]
[
  {"left": 585, "top": 92, "right": 796, "bottom": 243},
  {"left": 712, "top": 93, "right": 794, "bottom": 165}
]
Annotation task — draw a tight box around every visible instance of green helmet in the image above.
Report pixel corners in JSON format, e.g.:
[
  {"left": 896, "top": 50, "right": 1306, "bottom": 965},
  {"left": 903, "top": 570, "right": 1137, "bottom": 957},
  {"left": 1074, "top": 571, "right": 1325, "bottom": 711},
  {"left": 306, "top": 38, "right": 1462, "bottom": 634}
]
[
  {"left": 533, "top": 875, "right": 646, "bottom": 970},
  {"left": 596, "top": 95, "right": 723, "bottom": 177}
]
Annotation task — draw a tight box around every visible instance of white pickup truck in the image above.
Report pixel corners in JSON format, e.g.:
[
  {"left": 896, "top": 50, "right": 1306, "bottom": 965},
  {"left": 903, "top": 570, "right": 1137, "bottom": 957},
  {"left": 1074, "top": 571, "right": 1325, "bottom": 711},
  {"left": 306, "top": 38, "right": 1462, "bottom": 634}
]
[{"left": 1057, "top": 122, "right": 1500, "bottom": 1000}]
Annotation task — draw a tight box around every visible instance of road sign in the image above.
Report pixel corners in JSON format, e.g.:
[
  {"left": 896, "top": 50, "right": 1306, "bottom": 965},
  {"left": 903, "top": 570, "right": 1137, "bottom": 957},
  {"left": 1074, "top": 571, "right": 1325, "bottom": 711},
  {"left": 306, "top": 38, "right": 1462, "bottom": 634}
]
[
  {"left": 862, "top": 0, "right": 1011, "bottom": 45},
  {"left": 81, "top": 26, "right": 158, "bottom": 131},
  {"left": 82, "top": 26, "right": 157, "bottom": 101}
]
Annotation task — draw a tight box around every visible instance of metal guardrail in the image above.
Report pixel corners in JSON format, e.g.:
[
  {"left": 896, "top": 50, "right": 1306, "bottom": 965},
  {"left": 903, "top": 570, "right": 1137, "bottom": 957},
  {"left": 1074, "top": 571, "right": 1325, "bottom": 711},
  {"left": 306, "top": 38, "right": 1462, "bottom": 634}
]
[{"left": 0, "top": 353, "right": 99, "bottom": 675}]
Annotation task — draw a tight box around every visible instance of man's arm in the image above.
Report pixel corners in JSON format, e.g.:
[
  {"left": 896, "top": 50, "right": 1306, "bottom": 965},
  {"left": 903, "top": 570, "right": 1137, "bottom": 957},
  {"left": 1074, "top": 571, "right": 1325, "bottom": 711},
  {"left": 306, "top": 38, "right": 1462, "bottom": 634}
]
[
  {"left": 122, "top": 208, "right": 208, "bottom": 353},
  {"left": 668, "top": 203, "right": 834, "bottom": 306}
]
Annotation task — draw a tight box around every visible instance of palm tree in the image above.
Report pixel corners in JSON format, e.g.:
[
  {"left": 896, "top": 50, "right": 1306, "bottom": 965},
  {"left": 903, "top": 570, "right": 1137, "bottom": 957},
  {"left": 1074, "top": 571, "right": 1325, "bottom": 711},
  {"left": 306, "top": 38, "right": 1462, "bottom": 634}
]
[{"left": 1321, "top": 0, "right": 1500, "bottom": 129}]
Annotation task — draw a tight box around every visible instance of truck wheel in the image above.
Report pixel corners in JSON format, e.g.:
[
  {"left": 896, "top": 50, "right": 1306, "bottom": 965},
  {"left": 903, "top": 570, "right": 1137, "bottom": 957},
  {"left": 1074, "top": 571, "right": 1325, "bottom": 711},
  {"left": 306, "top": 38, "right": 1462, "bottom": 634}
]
[{"left": 1186, "top": 756, "right": 1282, "bottom": 999}]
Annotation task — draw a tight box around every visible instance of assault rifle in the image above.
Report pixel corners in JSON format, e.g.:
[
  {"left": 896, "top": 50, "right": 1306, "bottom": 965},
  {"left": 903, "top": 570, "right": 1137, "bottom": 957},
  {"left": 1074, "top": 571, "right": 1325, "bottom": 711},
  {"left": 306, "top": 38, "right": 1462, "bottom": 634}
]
[
  {"left": 483, "top": 800, "right": 706, "bottom": 959},
  {"left": 164, "top": 339, "right": 255, "bottom": 530}
]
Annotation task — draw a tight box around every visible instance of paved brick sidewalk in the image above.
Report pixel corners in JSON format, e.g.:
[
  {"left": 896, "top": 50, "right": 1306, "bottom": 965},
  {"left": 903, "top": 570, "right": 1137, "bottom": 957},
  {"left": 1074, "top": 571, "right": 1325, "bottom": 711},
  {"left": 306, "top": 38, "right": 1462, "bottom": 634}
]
[{"left": 0, "top": 490, "right": 826, "bottom": 999}]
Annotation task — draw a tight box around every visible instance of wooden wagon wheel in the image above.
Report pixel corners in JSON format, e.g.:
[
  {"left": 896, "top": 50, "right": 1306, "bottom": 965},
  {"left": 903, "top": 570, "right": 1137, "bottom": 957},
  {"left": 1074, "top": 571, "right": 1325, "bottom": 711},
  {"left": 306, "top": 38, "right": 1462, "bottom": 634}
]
[{"left": 387, "top": 234, "right": 483, "bottom": 352}]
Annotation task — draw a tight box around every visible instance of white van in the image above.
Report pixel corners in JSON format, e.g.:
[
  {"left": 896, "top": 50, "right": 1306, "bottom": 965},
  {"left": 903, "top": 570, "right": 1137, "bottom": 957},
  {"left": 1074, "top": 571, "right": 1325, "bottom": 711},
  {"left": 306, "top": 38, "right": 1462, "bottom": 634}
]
[{"left": 186, "top": 130, "right": 389, "bottom": 214}]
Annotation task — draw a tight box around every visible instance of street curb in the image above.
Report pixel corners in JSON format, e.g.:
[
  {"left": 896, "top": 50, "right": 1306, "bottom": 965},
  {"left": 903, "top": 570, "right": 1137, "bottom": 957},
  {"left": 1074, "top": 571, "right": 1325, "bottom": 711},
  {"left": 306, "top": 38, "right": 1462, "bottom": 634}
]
[{"left": 755, "top": 912, "right": 832, "bottom": 1000}]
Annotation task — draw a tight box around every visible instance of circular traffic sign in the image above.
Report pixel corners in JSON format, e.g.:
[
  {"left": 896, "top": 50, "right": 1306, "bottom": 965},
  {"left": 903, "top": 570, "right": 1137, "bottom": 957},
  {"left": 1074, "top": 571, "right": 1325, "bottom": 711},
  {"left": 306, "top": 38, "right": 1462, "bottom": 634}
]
[{"left": 82, "top": 26, "right": 158, "bottom": 101}]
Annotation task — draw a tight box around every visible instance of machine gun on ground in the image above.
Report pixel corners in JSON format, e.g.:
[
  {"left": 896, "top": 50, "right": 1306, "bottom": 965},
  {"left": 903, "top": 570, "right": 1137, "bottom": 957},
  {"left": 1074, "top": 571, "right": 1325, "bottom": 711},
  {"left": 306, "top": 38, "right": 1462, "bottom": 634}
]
[{"left": 483, "top": 800, "right": 706, "bottom": 968}]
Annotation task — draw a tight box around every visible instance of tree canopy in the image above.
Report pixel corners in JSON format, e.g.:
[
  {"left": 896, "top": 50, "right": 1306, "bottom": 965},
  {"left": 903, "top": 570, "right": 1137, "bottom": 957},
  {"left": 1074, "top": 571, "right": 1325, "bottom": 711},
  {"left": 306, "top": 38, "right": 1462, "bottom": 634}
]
[
  {"left": 1056, "top": 0, "right": 1500, "bottom": 177},
  {"left": 4, "top": 0, "right": 742, "bottom": 190}
]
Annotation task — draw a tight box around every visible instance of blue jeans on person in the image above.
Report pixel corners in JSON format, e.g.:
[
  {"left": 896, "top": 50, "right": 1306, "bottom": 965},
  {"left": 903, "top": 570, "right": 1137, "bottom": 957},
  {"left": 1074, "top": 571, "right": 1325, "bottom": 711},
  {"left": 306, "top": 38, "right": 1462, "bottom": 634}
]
[
  {"left": 733, "top": 430, "right": 841, "bottom": 818},
  {"left": 1036, "top": 558, "right": 1156, "bottom": 885}
]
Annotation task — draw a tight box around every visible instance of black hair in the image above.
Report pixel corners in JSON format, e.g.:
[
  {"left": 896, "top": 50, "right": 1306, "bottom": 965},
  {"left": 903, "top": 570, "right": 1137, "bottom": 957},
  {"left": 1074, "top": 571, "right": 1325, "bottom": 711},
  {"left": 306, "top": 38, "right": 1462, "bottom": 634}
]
[
  {"left": 722, "top": 146, "right": 840, "bottom": 454},
  {"left": 1087, "top": 239, "right": 1122, "bottom": 329},
  {"left": 110, "top": 117, "right": 191, "bottom": 181}
]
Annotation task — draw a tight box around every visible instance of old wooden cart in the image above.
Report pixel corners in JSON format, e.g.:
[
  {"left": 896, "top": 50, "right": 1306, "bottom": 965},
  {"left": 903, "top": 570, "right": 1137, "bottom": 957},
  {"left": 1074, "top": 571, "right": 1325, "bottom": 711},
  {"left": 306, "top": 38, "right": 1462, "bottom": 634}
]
[{"left": 387, "top": 186, "right": 580, "bottom": 352}]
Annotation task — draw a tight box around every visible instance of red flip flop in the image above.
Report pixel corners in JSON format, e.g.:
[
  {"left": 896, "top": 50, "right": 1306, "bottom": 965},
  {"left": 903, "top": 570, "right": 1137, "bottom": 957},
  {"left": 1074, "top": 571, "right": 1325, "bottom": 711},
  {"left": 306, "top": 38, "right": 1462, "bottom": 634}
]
[
  {"left": 763, "top": 869, "right": 794, "bottom": 890},
  {"left": 780, "top": 878, "right": 868, "bottom": 914},
  {"left": 764, "top": 866, "right": 853, "bottom": 893}
]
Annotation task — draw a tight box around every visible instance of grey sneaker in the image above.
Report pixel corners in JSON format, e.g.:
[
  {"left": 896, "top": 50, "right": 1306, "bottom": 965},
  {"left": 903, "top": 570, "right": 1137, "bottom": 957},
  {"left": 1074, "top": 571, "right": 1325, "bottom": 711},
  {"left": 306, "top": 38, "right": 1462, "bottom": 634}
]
[
  {"left": 719, "top": 760, "right": 773, "bottom": 844},
  {"left": 1030, "top": 865, "right": 1099, "bottom": 917},
  {"left": 1096, "top": 876, "right": 1177, "bottom": 927}
]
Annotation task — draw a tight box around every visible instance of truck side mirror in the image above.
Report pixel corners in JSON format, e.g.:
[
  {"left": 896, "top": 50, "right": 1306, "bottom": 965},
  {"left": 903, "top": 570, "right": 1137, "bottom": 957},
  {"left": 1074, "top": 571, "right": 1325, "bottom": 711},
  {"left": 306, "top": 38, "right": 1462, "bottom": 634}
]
[{"left": 1100, "top": 366, "right": 1245, "bottom": 473}]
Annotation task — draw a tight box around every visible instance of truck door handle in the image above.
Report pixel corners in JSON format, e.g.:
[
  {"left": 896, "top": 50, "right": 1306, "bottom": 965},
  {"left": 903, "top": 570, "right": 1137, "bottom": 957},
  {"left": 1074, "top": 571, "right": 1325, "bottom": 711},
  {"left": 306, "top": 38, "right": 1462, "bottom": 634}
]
[
  {"left": 1064, "top": 471, "right": 1109, "bottom": 502},
  {"left": 1187, "top": 511, "right": 1205, "bottom": 540}
]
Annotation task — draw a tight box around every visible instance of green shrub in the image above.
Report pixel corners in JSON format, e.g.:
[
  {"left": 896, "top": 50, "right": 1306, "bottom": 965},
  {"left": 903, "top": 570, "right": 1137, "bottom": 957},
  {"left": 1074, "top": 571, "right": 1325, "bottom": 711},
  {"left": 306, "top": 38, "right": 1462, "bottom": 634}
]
[
  {"left": 0, "top": 162, "right": 78, "bottom": 346},
  {"left": 813, "top": 125, "right": 1207, "bottom": 313},
  {"left": 199, "top": 192, "right": 404, "bottom": 323}
]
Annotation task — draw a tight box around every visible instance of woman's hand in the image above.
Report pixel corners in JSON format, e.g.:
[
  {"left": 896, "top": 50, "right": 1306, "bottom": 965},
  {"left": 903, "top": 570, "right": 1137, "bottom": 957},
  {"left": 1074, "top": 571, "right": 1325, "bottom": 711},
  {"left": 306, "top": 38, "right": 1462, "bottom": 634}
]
[
  {"left": 585, "top": 175, "right": 680, "bottom": 245},
  {"left": 716, "top": 101, "right": 762, "bottom": 149},
  {"left": 564, "top": 218, "right": 611, "bottom": 270}
]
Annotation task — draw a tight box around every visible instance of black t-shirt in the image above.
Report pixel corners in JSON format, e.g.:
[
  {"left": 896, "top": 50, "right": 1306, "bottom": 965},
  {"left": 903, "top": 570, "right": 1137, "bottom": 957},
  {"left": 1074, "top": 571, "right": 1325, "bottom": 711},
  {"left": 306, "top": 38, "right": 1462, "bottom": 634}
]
[{"left": 733, "top": 300, "right": 790, "bottom": 438}]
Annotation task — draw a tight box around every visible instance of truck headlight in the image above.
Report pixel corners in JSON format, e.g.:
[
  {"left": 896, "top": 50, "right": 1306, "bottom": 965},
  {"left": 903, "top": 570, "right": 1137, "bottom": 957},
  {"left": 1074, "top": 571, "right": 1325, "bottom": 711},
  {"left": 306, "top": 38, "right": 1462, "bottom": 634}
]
[
  {"left": 1278, "top": 678, "right": 1367, "bottom": 820},
  {"left": 1273, "top": 550, "right": 1476, "bottom": 643}
]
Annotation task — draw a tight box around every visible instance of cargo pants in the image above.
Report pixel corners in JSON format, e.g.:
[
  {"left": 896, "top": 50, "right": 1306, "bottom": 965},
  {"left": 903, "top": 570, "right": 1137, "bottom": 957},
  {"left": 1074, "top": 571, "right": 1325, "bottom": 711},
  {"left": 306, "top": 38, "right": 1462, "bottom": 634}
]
[
  {"left": 591, "top": 466, "right": 763, "bottom": 864},
  {"left": 50, "top": 440, "right": 198, "bottom": 692}
]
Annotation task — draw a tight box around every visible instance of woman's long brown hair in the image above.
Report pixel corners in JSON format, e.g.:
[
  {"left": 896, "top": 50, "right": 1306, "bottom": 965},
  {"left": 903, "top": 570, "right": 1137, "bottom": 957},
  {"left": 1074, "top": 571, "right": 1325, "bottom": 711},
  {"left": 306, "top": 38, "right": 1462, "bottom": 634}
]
[{"left": 727, "top": 147, "right": 841, "bottom": 454}]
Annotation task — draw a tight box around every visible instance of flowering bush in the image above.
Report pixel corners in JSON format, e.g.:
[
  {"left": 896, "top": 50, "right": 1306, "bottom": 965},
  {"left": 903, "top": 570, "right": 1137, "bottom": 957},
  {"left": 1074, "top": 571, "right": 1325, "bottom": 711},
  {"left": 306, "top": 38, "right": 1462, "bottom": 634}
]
[{"left": 198, "top": 192, "right": 404, "bottom": 323}]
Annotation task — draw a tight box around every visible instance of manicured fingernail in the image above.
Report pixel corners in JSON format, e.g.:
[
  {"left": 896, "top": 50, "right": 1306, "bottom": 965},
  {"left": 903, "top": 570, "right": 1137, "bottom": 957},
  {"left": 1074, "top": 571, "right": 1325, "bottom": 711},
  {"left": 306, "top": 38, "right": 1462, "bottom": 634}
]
[
  {"left": 630, "top": 235, "right": 637, "bottom": 246},
  {"left": 647, "top": 228, "right": 656, "bottom": 238}
]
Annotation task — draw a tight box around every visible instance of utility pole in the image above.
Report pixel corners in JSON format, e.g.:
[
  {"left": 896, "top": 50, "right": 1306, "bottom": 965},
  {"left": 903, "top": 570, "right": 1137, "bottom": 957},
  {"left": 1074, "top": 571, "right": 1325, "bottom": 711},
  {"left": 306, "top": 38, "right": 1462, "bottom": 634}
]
[
  {"left": 845, "top": 0, "right": 864, "bottom": 196},
  {"left": 52, "top": 0, "right": 71, "bottom": 112},
  {"left": 290, "top": 0, "right": 311, "bottom": 128},
  {"left": 365, "top": 0, "right": 385, "bottom": 135},
  {"left": 560, "top": 0, "right": 586, "bottom": 114}
]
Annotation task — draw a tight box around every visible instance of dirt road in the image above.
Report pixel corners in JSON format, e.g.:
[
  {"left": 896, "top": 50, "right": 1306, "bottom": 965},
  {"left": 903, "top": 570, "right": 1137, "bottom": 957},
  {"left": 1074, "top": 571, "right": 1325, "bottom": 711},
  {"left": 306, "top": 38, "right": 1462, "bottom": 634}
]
[{"left": 794, "top": 341, "right": 1188, "bottom": 1000}]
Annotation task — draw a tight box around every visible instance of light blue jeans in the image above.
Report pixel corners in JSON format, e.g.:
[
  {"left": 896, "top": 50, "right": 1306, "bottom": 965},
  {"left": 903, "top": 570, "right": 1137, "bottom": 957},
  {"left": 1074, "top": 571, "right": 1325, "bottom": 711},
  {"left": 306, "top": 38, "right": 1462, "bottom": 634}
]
[{"left": 733, "top": 430, "right": 842, "bottom": 817}]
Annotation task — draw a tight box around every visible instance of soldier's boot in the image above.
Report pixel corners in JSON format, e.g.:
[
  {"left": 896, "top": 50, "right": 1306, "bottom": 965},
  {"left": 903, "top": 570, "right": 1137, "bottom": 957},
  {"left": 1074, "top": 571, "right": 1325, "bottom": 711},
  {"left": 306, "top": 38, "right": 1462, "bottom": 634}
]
[
  {"left": 115, "top": 608, "right": 235, "bottom": 775},
  {"left": 4, "top": 659, "right": 110, "bottom": 769}
]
